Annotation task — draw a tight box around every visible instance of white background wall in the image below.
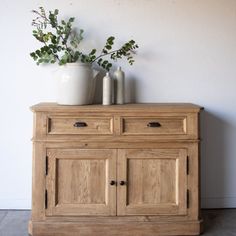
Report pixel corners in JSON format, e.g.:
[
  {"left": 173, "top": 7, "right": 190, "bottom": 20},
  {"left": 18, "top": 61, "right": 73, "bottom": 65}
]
[{"left": 0, "top": 0, "right": 236, "bottom": 209}]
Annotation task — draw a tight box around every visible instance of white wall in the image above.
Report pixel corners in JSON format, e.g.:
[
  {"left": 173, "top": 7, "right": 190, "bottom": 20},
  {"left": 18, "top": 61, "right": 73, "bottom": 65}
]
[{"left": 0, "top": 0, "right": 236, "bottom": 209}]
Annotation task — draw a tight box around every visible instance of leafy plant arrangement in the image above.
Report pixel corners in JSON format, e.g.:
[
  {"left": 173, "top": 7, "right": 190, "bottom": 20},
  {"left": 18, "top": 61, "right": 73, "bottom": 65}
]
[{"left": 30, "top": 7, "right": 139, "bottom": 71}]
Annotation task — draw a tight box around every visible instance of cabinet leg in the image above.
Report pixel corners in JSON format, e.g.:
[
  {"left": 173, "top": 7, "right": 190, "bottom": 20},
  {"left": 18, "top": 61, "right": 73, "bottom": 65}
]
[{"left": 28, "top": 220, "right": 32, "bottom": 236}]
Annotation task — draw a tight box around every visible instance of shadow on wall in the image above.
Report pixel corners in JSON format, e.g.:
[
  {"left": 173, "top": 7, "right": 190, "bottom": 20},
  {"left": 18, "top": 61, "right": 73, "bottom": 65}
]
[
  {"left": 93, "top": 72, "right": 104, "bottom": 104},
  {"left": 201, "top": 110, "right": 229, "bottom": 208},
  {"left": 125, "top": 76, "right": 138, "bottom": 103},
  {"left": 93, "top": 73, "right": 138, "bottom": 104}
]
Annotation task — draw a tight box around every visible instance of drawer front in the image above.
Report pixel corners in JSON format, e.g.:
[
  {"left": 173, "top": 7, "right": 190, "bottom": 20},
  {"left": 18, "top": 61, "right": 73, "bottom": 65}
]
[
  {"left": 47, "top": 116, "right": 113, "bottom": 135},
  {"left": 122, "top": 116, "right": 187, "bottom": 135}
]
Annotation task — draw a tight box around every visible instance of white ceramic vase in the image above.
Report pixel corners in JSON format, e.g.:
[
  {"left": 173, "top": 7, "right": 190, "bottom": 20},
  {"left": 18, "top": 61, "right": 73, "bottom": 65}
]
[
  {"left": 55, "top": 63, "right": 99, "bottom": 105},
  {"left": 114, "top": 66, "right": 125, "bottom": 104},
  {"left": 102, "top": 72, "right": 112, "bottom": 105}
]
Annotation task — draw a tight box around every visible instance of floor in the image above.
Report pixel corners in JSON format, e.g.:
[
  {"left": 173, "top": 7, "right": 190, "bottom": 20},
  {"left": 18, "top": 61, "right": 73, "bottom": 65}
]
[{"left": 0, "top": 209, "right": 235, "bottom": 235}]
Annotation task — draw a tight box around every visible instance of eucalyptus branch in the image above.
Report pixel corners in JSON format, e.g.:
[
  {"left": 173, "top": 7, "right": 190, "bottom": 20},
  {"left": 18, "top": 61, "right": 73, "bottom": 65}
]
[
  {"left": 30, "top": 7, "right": 138, "bottom": 70},
  {"left": 92, "top": 38, "right": 138, "bottom": 70},
  {"left": 92, "top": 49, "right": 120, "bottom": 63},
  {"left": 52, "top": 22, "right": 73, "bottom": 59},
  {"left": 32, "top": 8, "right": 73, "bottom": 59}
]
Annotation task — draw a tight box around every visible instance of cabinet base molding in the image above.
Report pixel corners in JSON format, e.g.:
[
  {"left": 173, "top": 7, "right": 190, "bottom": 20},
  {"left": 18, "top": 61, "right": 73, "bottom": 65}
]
[{"left": 29, "top": 219, "right": 203, "bottom": 236}]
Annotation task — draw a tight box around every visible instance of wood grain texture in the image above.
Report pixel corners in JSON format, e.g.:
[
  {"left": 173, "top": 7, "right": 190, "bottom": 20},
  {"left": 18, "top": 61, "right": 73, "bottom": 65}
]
[
  {"left": 48, "top": 116, "right": 113, "bottom": 135},
  {"left": 117, "top": 149, "right": 187, "bottom": 216},
  {"left": 32, "top": 111, "right": 199, "bottom": 141},
  {"left": 46, "top": 149, "right": 117, "bottom": 216},
  {"left": 30, "top": 103, "right": 202, "bottom": 235},
  {"left": 122, "top": 116, "right": 187, "bottom": 135},
  {"left": 31, "top": 220, "right": 203, "bottom": 236},
  {"left": 31, "top": 142, "right": 46, "bottom": 221},
  {"left": 31, "top": 103, "right": 203, "bottom": 113}
]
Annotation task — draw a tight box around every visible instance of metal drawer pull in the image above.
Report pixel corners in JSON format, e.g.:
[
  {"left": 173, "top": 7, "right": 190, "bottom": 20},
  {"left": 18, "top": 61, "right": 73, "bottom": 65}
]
[
  {"left": 73, "top": 122, "right": 87, "bottom": 127},
  {"left": 120, "top": 181, "right": 126, "bottom": 186},
  {"left": 110, "top": 180, "right": 116, "bottom": 186},
  {"left": 147, "top": 122, "right": 161, "bottom": 128}
]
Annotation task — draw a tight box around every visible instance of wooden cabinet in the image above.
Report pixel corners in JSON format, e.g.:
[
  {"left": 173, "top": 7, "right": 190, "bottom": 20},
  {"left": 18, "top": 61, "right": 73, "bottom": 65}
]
[{"left": 29, "top": 103, "right": 203, "bottom": 236}]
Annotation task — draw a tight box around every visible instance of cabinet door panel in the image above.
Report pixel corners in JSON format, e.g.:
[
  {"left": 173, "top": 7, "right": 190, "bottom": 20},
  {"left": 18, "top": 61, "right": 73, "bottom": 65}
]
[
  {"left": 46, "top": 149, "right": 116, "bottom": 216},
  {"left": 117, "top": 149, "right": 187, "bottom": 216}
]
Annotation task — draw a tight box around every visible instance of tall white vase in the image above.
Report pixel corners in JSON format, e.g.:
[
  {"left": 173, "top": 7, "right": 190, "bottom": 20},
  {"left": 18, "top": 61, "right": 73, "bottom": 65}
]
[
  {"left": 102, "top": 72, "right": 112, "bottom": 105},
  {"left": 55, "top": 63, "right": 99, "bottom": 105},
  {"left": 114, "top": 66, "right": 125, "bottom": 104}
]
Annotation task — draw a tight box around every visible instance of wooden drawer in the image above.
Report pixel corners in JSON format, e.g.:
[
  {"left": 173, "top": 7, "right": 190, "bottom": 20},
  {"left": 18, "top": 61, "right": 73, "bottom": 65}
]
[
  {"left": 121, "top": 116, "right": 188, "bottom": 135},
  {"left": 47, "top": 116, "right": 113, "bottom": 135}
]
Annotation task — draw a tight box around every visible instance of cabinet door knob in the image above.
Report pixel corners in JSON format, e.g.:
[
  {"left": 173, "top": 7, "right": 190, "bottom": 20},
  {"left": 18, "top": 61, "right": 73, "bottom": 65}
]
[
  {"left": 73, "top": 122, "right": 87, "bottom": 127},
  {"left": 120, "top": 181, "right": 126, "bottom": 186},
  {"left": 110, "top": 180, "right": 116, "bottom": 186},
  {"left": 147, "top": 122, "right": 161, "bottom": 128}
]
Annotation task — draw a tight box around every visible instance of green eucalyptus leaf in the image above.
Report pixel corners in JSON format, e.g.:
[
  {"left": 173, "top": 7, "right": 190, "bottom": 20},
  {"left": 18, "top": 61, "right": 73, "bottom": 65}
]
[
  {"left": 30, "top": 52, "right": 35, "bottom": 57},
  {"left": 102, "top": 60, "right": 108, "bottom": 66},
  {"left": 38, "top": 58, "right": 43, "bottom": 63},
  {"left": 89, "top": 49, "right": 96, "bottom": 55},
  {"left": 105, "top": 45, "right": 112, "bottom": 50},
  {"left": 105, "top": 63, "right": 112, "bottom": 71},
  {"left": 69, "top": 17, "right": 75, "bottom": 22},
  {"left": 107, "top": 36, "right": 115, "bottom": 42},
  {"left": 97, "top": 58, "right": 103, "bottom": 65}
]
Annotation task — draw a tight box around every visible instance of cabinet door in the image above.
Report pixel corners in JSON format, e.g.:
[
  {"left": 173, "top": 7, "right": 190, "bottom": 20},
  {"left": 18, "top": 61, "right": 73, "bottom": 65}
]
[
  {"left": 46, "top": 149, "right": 116, "bottom": 216},
  {"left": 117, "top": 149, "right": 187, "bottom": 216}
]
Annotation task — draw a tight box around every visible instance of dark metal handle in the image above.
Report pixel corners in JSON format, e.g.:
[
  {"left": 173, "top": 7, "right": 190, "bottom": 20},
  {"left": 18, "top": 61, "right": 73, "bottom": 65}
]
[
  {"left": 147, "top": 122, "right": 161, "bottom": 128},
  {"left": 110, "top": 180, "right": 116, "bottom": 186},
  {"left": 73, "top": 122, "right": 87, "bottom": 128},
  {"left": 120, "top": 181, "right": 126, "bottom": 186}
]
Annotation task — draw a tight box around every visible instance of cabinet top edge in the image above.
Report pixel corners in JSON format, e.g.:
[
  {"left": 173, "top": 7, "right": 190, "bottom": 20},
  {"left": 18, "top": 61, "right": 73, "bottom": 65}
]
[{"left": 30, "top": 103, "right": 203, "bottom": 113}]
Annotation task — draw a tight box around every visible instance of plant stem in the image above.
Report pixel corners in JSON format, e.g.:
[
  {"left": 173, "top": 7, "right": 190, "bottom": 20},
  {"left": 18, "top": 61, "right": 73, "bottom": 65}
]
[
  {"left": 92, "top": 49, "right": 120, "bottom": 63},
  {"left": 52, "top": 28, "right": 74, "bottom": 61}
]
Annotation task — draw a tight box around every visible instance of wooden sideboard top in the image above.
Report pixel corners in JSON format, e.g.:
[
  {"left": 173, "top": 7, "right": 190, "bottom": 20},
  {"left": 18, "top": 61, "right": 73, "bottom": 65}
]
[{"left": 31, "top": 103, "right": 203, "bottom": 113}]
